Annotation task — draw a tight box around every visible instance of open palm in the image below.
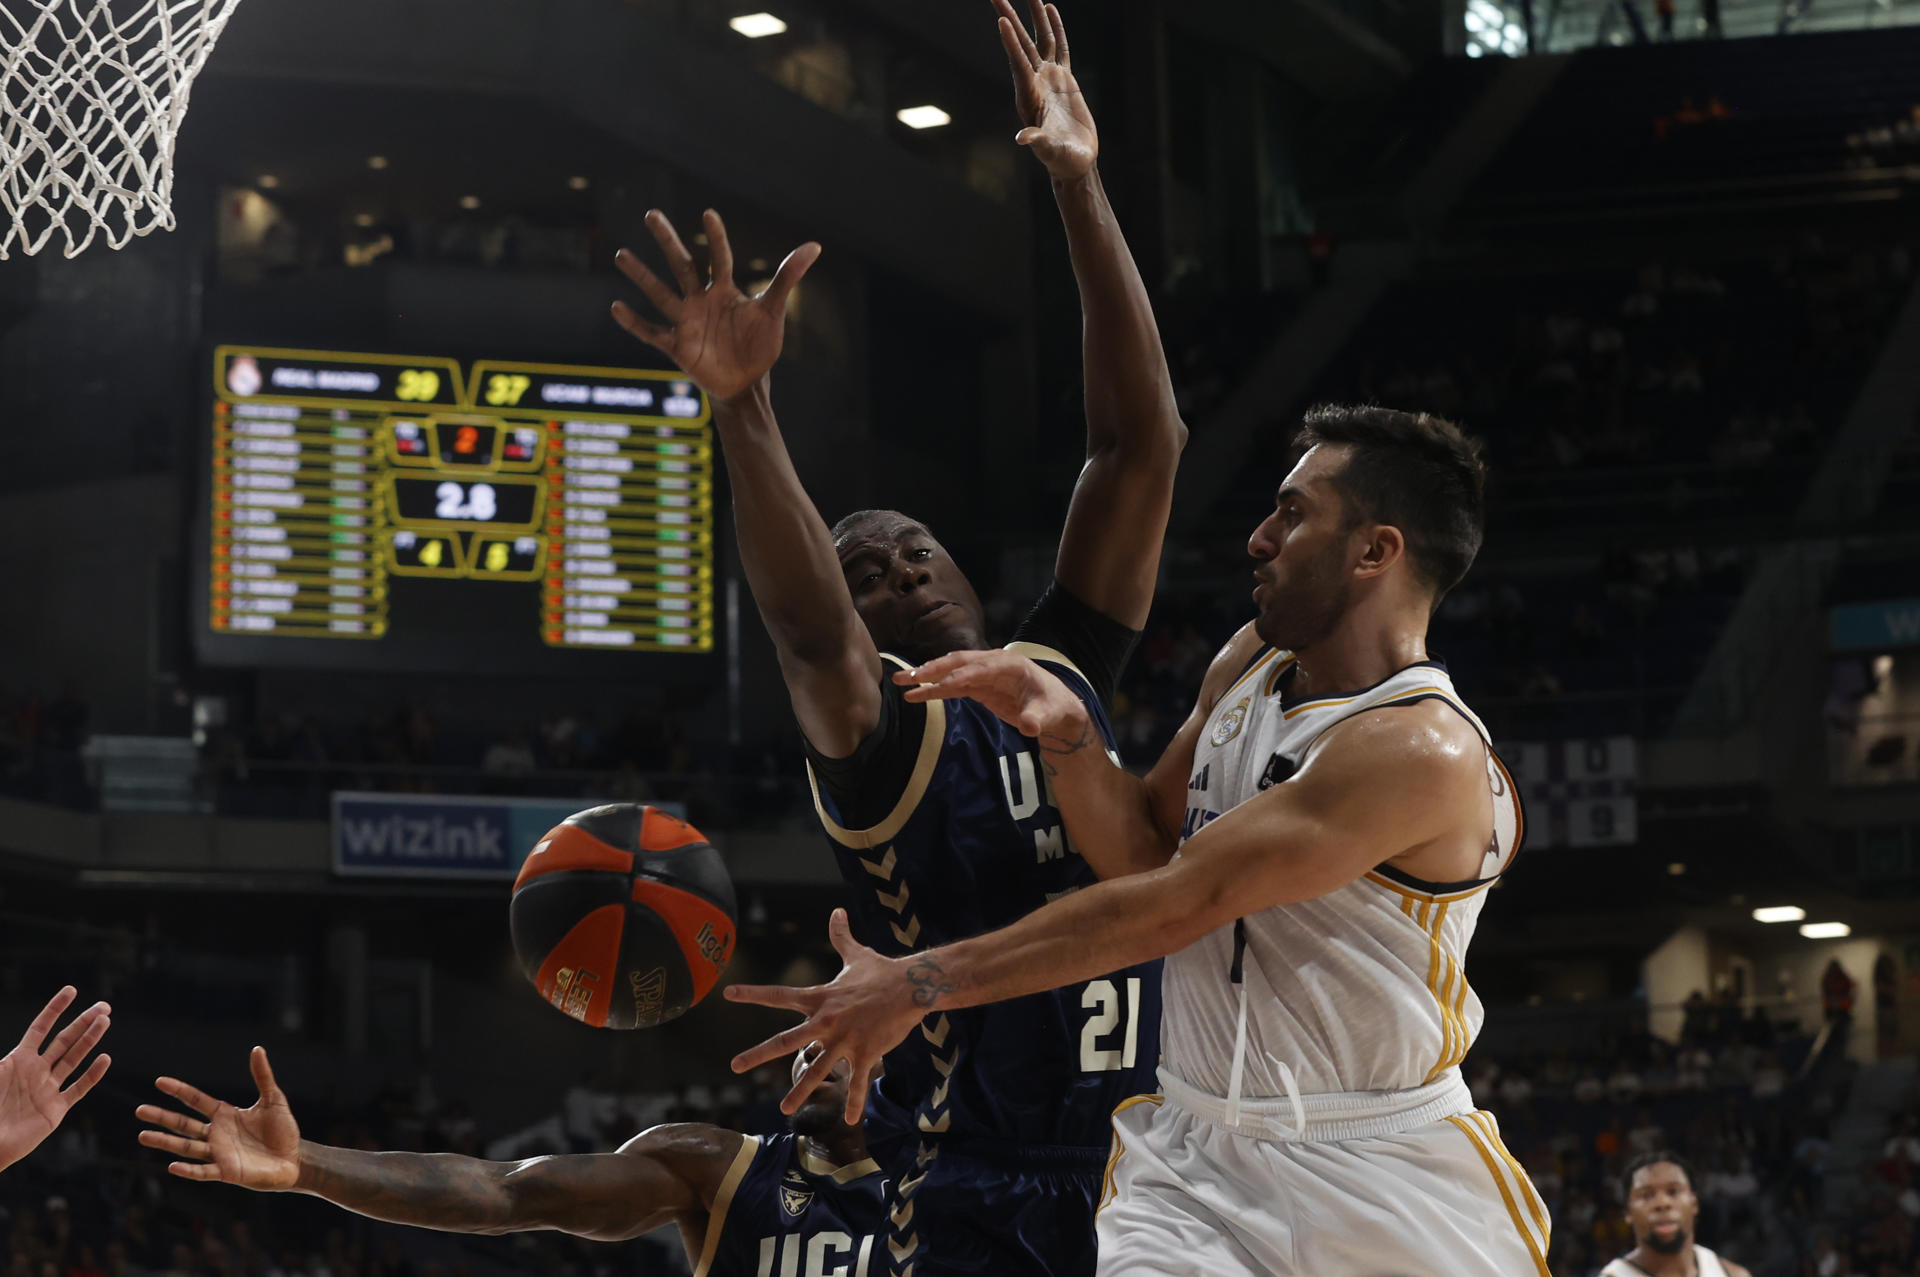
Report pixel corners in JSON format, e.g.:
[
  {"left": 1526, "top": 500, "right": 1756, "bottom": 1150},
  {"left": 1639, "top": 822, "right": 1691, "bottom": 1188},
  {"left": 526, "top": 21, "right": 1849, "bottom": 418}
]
[
  {"left": 611, "top": 209, "right": 820, "bottom": 404},
  {"left": 0, "top": 987, "right": 111, "bottom": 1173},
  {"left": 136, "top": 1046, "right": 301, "bottom": 1190},
  {"left": 996, "top": 0, "right": 1097, "bottom": 180}
]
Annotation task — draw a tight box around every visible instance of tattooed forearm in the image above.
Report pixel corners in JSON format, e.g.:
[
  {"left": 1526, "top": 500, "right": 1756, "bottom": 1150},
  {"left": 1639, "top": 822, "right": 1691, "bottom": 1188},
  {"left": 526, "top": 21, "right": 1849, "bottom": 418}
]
[
  {"left": 297, "top": 1145, "right": 526, "bottom": 1234},
  {"left": 904, "top": 955, "right": 958, "bottom": 1008},
  {"left": 1035, "top": 719, "right": 1099, "bottom": 778}
]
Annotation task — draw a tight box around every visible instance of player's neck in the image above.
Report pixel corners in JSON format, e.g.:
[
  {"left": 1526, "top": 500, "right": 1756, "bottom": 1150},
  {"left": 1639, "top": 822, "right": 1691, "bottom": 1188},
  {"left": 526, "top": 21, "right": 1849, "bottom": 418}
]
[
  {"left": 802, "top": 1131, "right": 870, "bottom": 1170},
  {"left": 1287, "top": 612, "right": 1430, "bottom": 704},
  {"left": 1627, "top": 1243, "right": 1697, "bottom": 1276}
]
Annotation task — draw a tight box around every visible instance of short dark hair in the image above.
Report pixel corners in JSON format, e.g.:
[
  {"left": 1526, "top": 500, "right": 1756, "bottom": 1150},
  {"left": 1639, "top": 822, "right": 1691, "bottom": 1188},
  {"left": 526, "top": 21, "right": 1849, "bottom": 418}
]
[
  {"left": 1293, "top": 404, "right": 1487, "bottom": 599},
  {"left": 1622, "top": 1150, "right": 1697, "bottom": 1200},
  {"left": 830, "top": 509, "right": 926, "bottom": 550}
]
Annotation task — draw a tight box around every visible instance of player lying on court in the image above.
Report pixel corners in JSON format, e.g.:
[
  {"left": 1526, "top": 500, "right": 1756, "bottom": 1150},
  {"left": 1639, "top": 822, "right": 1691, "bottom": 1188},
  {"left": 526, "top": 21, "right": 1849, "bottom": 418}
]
[
  {"left": 729, "top": 407, "right": 1557, "bottom": 1276},
  {"left": 1602, "top": 1153, "right": 1753, "bottom": 1277},
  {"left": 0, "top": 986, "right": 113, "bottom": 1175},
  {"left": 609, "top": 3, "right": 1184, "bottom": 1273},
  {"left": 136, "top": 1042, "right": 886, "bottom": 1277}
]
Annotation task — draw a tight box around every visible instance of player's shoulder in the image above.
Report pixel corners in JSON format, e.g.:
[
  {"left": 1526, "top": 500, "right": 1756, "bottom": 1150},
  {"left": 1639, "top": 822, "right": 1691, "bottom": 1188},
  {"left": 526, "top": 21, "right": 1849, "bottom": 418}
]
[
  {"left": 1310, "top": 697, "right": 1486, "bottom": 787},
  {"left": 1198, "top": 623, "right": 1273, "bottom": 711},
  {"left": 617, "top": 1123, "right": 756, "bottom": 1177}
]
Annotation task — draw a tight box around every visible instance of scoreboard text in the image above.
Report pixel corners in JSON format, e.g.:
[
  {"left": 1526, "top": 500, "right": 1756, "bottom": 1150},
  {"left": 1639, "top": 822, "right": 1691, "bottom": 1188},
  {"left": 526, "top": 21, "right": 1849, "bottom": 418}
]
[{"left": 208, "top": 347, "right": 714, "bottom": 653}]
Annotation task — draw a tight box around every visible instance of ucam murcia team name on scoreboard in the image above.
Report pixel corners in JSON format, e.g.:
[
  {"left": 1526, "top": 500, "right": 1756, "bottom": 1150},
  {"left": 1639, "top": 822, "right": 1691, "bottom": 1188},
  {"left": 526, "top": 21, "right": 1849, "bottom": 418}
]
[{"left": 208, "top": 346, "right": 715, "bottom": 654}]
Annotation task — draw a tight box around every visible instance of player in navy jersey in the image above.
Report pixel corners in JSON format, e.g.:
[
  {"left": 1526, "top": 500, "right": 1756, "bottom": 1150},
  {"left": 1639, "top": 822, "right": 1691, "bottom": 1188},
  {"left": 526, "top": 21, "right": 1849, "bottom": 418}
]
[
  {"left": 606, "top": 3, "right": 1184, "bottom": 1271},
  {"left": 136, "top": 1043, "right": 885, "bottom": 1277}
]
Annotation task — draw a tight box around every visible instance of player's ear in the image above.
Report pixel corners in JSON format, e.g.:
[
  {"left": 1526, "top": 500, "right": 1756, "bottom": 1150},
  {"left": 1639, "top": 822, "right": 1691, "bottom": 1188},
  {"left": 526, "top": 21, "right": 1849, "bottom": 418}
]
[{"left": 1354, "top": 523, "right": 1405, "bottom": 579}]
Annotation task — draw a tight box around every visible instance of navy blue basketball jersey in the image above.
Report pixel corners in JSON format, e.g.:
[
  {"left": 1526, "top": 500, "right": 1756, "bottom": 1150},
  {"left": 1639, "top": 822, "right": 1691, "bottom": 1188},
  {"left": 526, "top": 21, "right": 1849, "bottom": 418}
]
[
  {"left": 803, "top": 640, "right": 1164, "bottom": 1154},
  {"left": 695, "top": 1132, "right": 887, "bottom": 1277}
]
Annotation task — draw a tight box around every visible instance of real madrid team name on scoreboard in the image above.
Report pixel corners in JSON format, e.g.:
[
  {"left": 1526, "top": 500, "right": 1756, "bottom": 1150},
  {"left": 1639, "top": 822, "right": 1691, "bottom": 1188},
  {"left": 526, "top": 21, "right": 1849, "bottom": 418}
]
[{"left": 209, "top": 347, "right": 714, "bottom": 653}]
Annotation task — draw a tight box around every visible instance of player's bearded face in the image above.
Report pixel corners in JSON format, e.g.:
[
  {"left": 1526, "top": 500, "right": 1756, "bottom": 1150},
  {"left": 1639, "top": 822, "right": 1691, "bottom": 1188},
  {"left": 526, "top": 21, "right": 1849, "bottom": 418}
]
[
  {"left": 1252, "top": 519, "right": 1358, "bottom": 653},
  {"left": 1626, "top": 1167, "right": 1696, "bottom": 1255}
]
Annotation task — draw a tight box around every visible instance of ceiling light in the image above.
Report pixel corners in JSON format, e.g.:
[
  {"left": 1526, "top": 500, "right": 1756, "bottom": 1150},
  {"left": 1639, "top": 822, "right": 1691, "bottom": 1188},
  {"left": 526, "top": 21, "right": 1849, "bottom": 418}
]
[
  {"left": 729, "top": 12, "right": 787, "bottom": 38},
  {"left": 1800, "top": 922, "right": 1851, "bottom": 939},
  {"left": 1753, "top": 906, "right": 1806, "bottom": 924},
  {"left": 749, "top": 257, "right": 769, "bottom": 272},
  {"left": 1465, "top": 43, "right": 1485, "bottom": 56},
  {"left": 257, "top": 174, "right": 279, "bottom": 189},
  {"left": 459, "top": 195, "right": 481, "bottom": 210},
  {"left": 568, "top": 175, "right": 590, "bottom": 191},
  {"left": 897, "top": 105, "right": 952, "bottom": 131},
  {"left": 1666, "top": 862, "right": 1686, "bottom": 875},
  {"left": 353, "top": 213, "right": 376, "bottom": 228},
  {"left": 367, "top": 155, "right": 389, "bottom": 170}
]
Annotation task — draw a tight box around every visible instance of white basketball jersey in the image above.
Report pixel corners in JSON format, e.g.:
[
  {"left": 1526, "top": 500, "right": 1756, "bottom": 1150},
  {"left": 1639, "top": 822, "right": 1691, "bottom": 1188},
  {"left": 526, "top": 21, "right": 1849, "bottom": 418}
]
[
  {"left": 1160, "top": 650, "right": 1524, "bottom": 1099},
  {"left": 1602, "top": 1246, "right": 1730, "bottom": 1277}
]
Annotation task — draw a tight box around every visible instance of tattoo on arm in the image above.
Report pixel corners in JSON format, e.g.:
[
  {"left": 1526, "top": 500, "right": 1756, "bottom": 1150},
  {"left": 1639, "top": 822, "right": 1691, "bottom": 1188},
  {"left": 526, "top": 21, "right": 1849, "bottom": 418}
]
[
  {"left": 904, "top": 956, "right": 957, "bottom": 1009},
  {"left": 1035, "top": 720, "right": 1098, "bottom": 778}
]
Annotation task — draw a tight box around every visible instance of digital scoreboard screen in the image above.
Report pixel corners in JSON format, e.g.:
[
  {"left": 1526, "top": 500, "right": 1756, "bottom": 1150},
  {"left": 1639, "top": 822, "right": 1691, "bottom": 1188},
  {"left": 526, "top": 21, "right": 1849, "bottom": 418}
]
[{"left": 196, "top": 346, "right": 716, "bottom": 674}]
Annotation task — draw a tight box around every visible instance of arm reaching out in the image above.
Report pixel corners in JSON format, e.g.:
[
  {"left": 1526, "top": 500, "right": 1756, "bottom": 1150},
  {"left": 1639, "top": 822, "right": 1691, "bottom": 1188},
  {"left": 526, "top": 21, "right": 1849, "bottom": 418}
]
[
  {"left": 612, "top": 211, "right": 883, "bottom": 757},
  {"left": 894, "top": 624, "right": 1268, "bottom": 879},
  {"left": 137, "top": 1047, "right": 731, "bottom": 1243},
  {"left": 727, "top": 701, "right": 1490, "bottom": 1123},
  {"left": 997, "top": 0, "right": 1186, "bottom": 629},
  {"left": 0, "top": 986, "right": 112, "bottom": 1173}
]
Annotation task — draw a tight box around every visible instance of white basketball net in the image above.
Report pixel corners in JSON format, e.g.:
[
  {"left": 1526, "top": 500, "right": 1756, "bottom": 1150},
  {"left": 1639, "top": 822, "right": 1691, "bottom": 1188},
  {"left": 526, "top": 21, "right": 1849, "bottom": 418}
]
[{"left": 1, "top": 0, "right": 244, "bottom": 259}]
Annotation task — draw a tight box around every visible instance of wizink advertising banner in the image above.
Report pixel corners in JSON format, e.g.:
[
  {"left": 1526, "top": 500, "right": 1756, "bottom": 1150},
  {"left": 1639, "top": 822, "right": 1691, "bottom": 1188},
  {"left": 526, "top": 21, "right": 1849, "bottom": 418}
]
[{"left": 330, "top": 792, "right": 683, "bottom": 879}]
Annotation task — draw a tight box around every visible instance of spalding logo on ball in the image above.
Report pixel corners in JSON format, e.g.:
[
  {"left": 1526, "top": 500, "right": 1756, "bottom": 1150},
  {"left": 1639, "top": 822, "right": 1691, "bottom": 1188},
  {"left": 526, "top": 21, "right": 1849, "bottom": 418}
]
[{"left": 510, "top": 803, "right": 737, "bottom": 1029}]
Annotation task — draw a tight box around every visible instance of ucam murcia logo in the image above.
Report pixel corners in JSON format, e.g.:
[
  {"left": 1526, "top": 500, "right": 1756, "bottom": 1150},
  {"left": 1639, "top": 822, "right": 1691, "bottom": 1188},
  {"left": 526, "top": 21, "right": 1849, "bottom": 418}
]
[
  {"left": 1210, "top": 696, "right": 1251, "bottom": 747},
  {"left": 779, "top": 1168, "right": 814, "bottom": 1219}
]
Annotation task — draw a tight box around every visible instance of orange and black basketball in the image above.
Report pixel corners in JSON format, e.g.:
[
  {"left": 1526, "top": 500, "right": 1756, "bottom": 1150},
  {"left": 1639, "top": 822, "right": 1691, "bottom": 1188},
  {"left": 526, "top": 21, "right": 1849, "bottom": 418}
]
[{"left": 510, "top": 803, "right": 737, "bottom": 1029}]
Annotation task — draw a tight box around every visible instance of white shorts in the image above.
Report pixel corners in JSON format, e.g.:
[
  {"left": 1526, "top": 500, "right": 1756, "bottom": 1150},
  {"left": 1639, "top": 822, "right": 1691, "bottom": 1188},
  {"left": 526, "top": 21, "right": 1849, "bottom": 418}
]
[{"left": 1095, "top": 1072, "right": 1551, "bottom": 1276}]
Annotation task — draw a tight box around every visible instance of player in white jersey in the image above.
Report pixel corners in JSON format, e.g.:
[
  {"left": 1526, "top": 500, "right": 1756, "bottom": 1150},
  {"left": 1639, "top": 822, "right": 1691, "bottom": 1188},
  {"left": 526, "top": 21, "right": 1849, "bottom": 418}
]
[
  {"left": 1601, "top": 1154, "right": 1754, "bottom": 1277},
  {"left": 729, "top": 404, "right": 1549, "bottom": 1274}
]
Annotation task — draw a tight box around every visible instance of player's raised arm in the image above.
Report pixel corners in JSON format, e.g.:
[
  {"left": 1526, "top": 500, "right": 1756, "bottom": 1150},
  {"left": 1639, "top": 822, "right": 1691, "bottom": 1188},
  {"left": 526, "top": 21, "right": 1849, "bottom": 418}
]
[
  {"left": 0, "top": 986, "right": 112, "bottom": 1174},
  {"left": 137, "top": 1047, "right": 736, "bottom": 1243},
  {"left": 612, "top": 212, "right": 883, "bottom": 758},
  {"left": 998, "top": 0, "right": 1186, "bottom": 629},
  {"left": 728, "top": 703, "right": 1486, "bottom": 1121},
  {"left": 894, "top": 623, "right": 1266, "bottom": 878}
]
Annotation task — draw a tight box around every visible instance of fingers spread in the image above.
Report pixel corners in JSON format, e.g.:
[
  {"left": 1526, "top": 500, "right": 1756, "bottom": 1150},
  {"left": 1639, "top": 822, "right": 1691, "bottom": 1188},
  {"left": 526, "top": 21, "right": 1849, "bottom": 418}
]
[
  {"left": 41, "top": 1001, "right": 107, "bottom": 1063},
  {"left": 704, "top": 210, "right": 735, "bottom": 288},
  {"left": 613, "top": 248, "right": 684, "bottom": 320},
  {"left": 826, "top": 908, "right": 862, "bottom": 962},
  {"left": 139, "top": 1129, "right": 211, "bottom": 1161},
  {"left": 154, "top": 1076, "right": 221, "bottom": 1119},
  {"left": 993, "top": 0, "right": 1040, "bottom": 67},
  {"left": 722, "top": 983, "right": 817, "bottom": 1013},
  {"left": 51, "top": 1012, "right": 109, "bottom": 1084},
  {"left": 844, "top": 1060, "right": 877, "bottom": 1126},
  {"left": 59, "top": 1053, "right": 110, "bottom": 1106},
  {"left": 249, "top": 1046, "right": 281, "bottom": 1102},
  {"left": 166, "top": 1161, "right": 223, "bottom": 1182},
  {"left": 759, "top": 242, "right": 822, "bottom": 314},
  {"left": 645, "top": 209, "right": 701, "bottom": 293},
  {"left": 781, "top": 1044, "right": 843, "bottom": 1116},
  {"left": 135, "top": 1103, "right": 203, "bottom": 1138},
  {"left": 611, "top": 301, "right": 674, "bottom": 352},
  {"left": 21, "top": 986, "right": 77, "bottom": 1052},
  {"left": 730, "top": 1020, "right": 827, "bottom": 1075}
]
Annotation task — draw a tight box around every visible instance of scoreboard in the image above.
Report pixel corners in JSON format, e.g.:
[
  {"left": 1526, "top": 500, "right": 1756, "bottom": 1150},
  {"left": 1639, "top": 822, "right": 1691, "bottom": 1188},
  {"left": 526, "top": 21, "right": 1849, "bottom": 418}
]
[{"left": 199, "top": 346, "right": 716, "bottom": 671}]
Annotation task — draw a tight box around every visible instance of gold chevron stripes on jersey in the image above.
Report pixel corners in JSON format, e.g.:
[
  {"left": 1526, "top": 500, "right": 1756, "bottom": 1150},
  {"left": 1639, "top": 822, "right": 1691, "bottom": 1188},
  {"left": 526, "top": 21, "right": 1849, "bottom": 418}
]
[
  {"left": 805, "top": 655, "right": 947, "bottom": 850},
  {"left": 1446, "top": 1114, "right": 1551, "bottom": 1276},
  {"left": 1098, "top": 1094, "right": 1165, "bottom": 1215}
]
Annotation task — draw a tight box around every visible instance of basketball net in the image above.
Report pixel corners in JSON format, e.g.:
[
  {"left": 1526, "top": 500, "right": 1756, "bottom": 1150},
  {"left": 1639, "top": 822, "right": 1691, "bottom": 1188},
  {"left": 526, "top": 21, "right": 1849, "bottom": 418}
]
[{"left": 1, "top": 0, "right": 244, "bottom": 260}]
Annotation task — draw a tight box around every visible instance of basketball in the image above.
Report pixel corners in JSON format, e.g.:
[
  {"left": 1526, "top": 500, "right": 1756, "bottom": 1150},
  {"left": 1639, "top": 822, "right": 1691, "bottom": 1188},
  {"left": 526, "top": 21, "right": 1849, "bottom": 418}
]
[{"left": 510, "top": 804, "right": 737, "bottom": 1029}]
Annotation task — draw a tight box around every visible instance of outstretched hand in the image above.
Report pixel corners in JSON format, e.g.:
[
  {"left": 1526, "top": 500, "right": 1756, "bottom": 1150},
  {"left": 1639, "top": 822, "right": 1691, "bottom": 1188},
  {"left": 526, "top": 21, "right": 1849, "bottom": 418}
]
[
  {"left": 0, "top": 986, "right": 111, "bottom": 1173},
  {"left": 610, "top": 209, "right": 821, "bottom": 404},
  {"left": 893, "top": 649, "right": 1087, "bottom": 740},
  {"left": 994, "top": 0, "right": 1096, "bottom": 181},
  {"left": 136, "top": 1046, "right": 302, "bottom": 1190},
  {"left": 723, "top": 909, "right": 934, "bottom": 1125}
]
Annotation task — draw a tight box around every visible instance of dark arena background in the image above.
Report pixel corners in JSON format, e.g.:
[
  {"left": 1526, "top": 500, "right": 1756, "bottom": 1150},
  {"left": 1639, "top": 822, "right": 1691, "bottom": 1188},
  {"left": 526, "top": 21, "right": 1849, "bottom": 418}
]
[{"left": 3, "top": 0, "right": 1920, "bottom": 1274}]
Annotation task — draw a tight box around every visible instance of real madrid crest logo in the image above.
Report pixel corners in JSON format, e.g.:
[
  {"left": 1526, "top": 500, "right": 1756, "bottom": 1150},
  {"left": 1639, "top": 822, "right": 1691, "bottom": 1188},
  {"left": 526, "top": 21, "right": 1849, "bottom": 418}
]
[
  {"left": 1210, "top": 697, "right": 1250, "bottom": 747},
  {"left": 779, "top": 1168, "right": 814, "bottom": 1219}
]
